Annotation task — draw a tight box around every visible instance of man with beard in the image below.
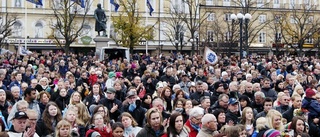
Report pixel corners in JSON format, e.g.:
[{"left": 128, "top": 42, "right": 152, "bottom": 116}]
[
  {"left": 283, "top": 94, "right": 302, "bottom": 122},
  {"left": 136, "top": 108, "right": 165, "bottom": 137},
  {"left": 261, "top": 78, "right": 277, "bottom": 101},
  {"left": 99, "top": 87, "right": 122, "bottom": 122},
  {"left": 225, "top": 98, "right": 240, "bottom": 126}
]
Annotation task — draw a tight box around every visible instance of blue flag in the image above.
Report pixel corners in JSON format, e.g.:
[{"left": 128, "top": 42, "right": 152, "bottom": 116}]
[
  {"left": 204, "top": 47, "right": 218, "bottom": 65},
  {"left": 71, "top": 0, "right": 85, "bottom": 8},
  {"left": 147, "top": 0, "right": 154, "bottom": 16},
  {"left": 110, "top": 0, "right": 120, "bottom": 12},
  {"left": 26, "top": 0, "right": 43, "bottom": 6}
]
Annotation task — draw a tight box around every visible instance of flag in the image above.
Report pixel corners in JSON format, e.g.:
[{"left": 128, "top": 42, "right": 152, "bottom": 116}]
[
  {"left": 71, "top": 0, "right": 85, "bottom": 8},
  {"left": 19, "top": 46, "right": 32, "bottom": 56},
  {"left": 110, "top": 0, "right": 120, "bottom": 12},
  {"left": 147, "top": 0, "right": 154, "bottom": 16},
  {"left": 204, "top": 47, "right": 218, "bottom": 65},
  {"left": 26, "top": 0, "right": 43, "bottom": 6}
]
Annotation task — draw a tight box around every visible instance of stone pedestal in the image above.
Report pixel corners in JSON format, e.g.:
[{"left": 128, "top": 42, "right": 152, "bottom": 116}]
[{"left": 94, "top": 37, "right": 112, "bottom": 60}]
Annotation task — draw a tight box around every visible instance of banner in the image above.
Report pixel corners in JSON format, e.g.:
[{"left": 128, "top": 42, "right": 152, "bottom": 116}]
[{"left": 204, "top": 46, "right": 218, "bottom": 65}]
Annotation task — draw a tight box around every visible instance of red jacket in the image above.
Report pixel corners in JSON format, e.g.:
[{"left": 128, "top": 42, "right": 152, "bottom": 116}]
[
  {"left": 89, "top": 74, "right": 98, "bottom": 86},
  {"left": 85, "top": 126, "right": 112, "bottom": 137},
  {"left": 184, "top": 119, "right": 199, "bottom": 137}
]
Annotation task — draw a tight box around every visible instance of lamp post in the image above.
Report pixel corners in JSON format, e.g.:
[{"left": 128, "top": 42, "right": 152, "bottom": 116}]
[
  {"left": 175, "top": 40, "right": 179, "bottom": 53},
  {"left": 180, "top": 32, "right": 184, "bottom": 53},
  {"left": 190, "top": 39, "right": 194, "bottom": 55},
  {"left": 231, "top": 13, "right": 251, "bottom": 61},
  {"left": 0, "top": 34, "right": 3, "bottom": 54}
]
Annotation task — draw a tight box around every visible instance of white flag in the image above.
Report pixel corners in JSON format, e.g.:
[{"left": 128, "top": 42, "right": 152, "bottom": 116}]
[{"left": 204, "top": 47, "right": 218, "bottom": 65}]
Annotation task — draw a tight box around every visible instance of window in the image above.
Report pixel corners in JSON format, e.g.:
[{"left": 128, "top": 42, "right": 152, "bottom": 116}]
[
  {"left": 15, "top": 0, "right": 22, "bottom": 7},
  {"left": 207, "top": 30, "right": 214, "bottom": 41},
  {"left": 225, "top": 32, "right": 231, "bottom": 41},
  {"left": 259, "top": 32, "right": 266, "bottom": 43},
  {"left": 13, "top": 21, "right": 22, "bottom": 37},
  {"left": 225, "top": 13, "right": 231, "bottom": 21},
  {"left": 259, "top": 15, "right": 266, "bottom": 23},
  {"left": 35, "top": 22, "right": 43, "bottom": 38},
  {"left": 207, "top": 13, "right": 215, "bottom": 21},
  {"left": 274, "top": 0, "right": 280, "bottom": 4},
  {"left": 306, "top": 33, "right": 313, "bottom": 43},
  {"left": 206, "top": 0, "right": 213, "bottom": 5},
  {"left": 275, "top": 33, "right": 282, "bottom": 43},
  {"left": 257, "top": 0, "right": 263, "bottom": 4}
]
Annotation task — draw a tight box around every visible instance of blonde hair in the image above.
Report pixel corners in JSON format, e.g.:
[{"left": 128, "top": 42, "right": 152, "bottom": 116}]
[
  {"left": 55, "top": 120, "right": 72, "bottom": 137},
  {"left": 69, "top": 91, "right": 83, "bottom": 105},
  {"left": 63, "top": 105, "right": 85, "bottom": 126},
  {"left": 255, "top": 117, "right": 267, "bottom": 131},
  {"left": 75, "top": 103, "right": 90, "bottom": 126},
  {"left": 266, "top": 109, "right": 283, "bottom": 130},
  {"left": 145, "top": 108, "right": 162, "bottom": 126}
]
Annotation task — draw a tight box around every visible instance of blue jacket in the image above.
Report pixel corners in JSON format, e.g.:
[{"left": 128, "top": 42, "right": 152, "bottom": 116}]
[{"left": 302, "top": 97, "right": 320, "bottom": 118}]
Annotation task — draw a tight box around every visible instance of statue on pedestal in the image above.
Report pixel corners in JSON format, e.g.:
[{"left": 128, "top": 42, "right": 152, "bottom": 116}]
[{"left": 94, "top": 3, "right": 107, "bottom": 36}]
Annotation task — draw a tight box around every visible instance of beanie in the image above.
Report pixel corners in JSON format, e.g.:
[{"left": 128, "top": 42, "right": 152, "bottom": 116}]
[
  {"left": 263, "top": 129, "right": 281, "bottom": 137},
  {"left": 306, "top": 88, "right": 316, "bottom": 98}
]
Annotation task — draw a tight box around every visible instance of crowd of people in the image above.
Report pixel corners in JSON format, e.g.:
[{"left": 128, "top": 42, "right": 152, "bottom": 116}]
[{"left": 0, "top": 51, "right": 318, "bottom": 137}]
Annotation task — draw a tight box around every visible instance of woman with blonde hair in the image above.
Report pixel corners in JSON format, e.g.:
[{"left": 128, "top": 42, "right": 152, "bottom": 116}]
[
  {"left": 55, "top": 120, "right": 72, "bottom": 137},
  {"left": 69, "top": 91, "right": 83, "bottom": 105},
  {"left": 120, "top": 112, "right": 142, "bottom": 137},
  {"left": 266, "top": 109, "right": 284, "bottom": 131},
  {"left": 75, "top": 103, "right": 91, "bottom": 127},
  {"left": 292, "top": 85, "right": 305, "bottom": 98},
  {"left": 63, "top": 106, "right": 86, "bottom": 137}
]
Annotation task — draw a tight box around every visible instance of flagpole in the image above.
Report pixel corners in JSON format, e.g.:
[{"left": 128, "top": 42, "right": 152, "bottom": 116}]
[
  {"left": 107, "top": 1, "right": 111, "bottom": 38},
  {"left": 145, "top": 0, "right": 148, "bottom": 54},
  {"left": 24, "top": 1, "right": 27, "bottom": 50}
]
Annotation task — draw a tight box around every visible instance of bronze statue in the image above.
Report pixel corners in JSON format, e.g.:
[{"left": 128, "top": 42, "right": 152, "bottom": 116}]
[{"left": 94, "top": 3, "right": 107, "bottom": 36}]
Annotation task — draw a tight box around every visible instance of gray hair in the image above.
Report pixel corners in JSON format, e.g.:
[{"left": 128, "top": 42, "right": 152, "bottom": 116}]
[
  {"left": 254, "top": 91, "right": 266, "bottom": 98},
  {"left": 11, "top": 86, "right": 20, "bottom": 92},
  {"left": 189, "top": 107, "right": 204, "bottom": 119},
  {"left": 201, "top": 114, "right": 216, "bottom": 125},
  {"left": 152, "top": 98, "right": 164, "bottom": 106}
]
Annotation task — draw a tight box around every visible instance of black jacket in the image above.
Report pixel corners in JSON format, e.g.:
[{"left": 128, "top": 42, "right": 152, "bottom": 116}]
[
  {"left": 136, "top": 125, "right": 165, "bottom": 137},
  {"left": 83, "top": 94, "right": 106, "bottom": 109},
  {"left": 122, "top": 102, "right": 146, "bottom": 127},
  {"left": 99, "top": 98, "right": 122, "bottom": 121},
  {"left": 55, "top": 95, "right": 70, "bottom": 112},
  {"left": 225, "top": 110, "right": 240, "bottom": 125},
  {"left": 282, "top": 107, "right": 294, "bottom": 123}
]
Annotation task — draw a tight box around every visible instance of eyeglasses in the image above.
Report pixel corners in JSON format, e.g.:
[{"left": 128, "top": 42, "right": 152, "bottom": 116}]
[{"left": 193, "top": 117, "right": 202, "bottom": 121}]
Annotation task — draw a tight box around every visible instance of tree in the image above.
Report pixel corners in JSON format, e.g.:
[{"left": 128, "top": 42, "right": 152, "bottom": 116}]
[
  {"left": 278, "top": 2, "right": 320, "bottom": 56},
  {"left": 0, "top": 12, "right": 18, "bottom": 48},
  {"left": 112, "top": 0, "right": 155, "bottom": 54},
  {"left": 162, "top": 1, "right": 186, "bottom": 53},
  {"left": 48, "top": 0, "right": 90, "bottom": 55}
]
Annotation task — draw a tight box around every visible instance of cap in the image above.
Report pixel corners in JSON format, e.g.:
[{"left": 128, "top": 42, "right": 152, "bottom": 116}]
[
  {"left": 106, "top": 87, "right": 116, "bottom": 94},
  {"left": 12, "top": 111, "right": 29, "bottom": 120},
  {"left": 127, "top": 91, "right": 137, "bottom": 98},
  {"left": 228, "top": 98, "right": 239, "bottom": 105},
  {"left": 90, "top": 131, "right": 101, "bottom": 137},
  {"left": 98, "top": 75, "right": 103, "bottom": 78},
  {"left": 306, "top": 88, "right": 316, "bottom": 98},
  {"left": 108, "top": 72, "right": 115, "bottom": 78},
  {"left": 116, "top": 72, "right": 123, "bottom": 78}
]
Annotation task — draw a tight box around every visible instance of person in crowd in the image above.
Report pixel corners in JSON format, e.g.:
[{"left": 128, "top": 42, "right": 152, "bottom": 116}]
[
  {"left": 184, "top": 107, "right": 204, "bottom": 137},
  {"left": 261, "top": 78, "right": 278, "bottom": 101},
  {"left": 256, "top": 97, "right": 273, "bottom": 119},
  {"left": 91, "top": 104, "right": 110, "bottom": 124},
  {"left": 69, "top": 91, "right": 84, "bottom": 106},
  {"left": 302, "top": 88, "right": 320, "bottom": 119},
  {"left": 212, "top": 109, "right": 226, "bottom": 131},
  {"left": 190, "top": 81, "right": 210, "bottom": 104},
  {"left": 83, "top": 83, "right": 106, "bottom": 110},
  {"left": 136, "top": 108, "right": 165, "bottom": 137},
  {"left": 283, "top": 94, "right": 302, "bottom": 123},
  {"left": 153, "top": 82, "right": 164, "bottom": 98},
  {"left": 35, "top": 77, "right": 52, "bottom": 94},
  {"left": 152, "top": 97, "right": 170, "bottom": 119},
  {"left": 8, "top": 111, "right": 36, "bottom": 137},
  {"left": 210, "top": 94, "right": 229, "bottom": 112},
  {"left": 86, "top": 113, "right": 112, "bottom": 137},
  {"left": 120, "top": 112, "right": 142, "bottom": 137},
  {"left": 75, "top": 103, "right": 91, "bottom": 127},
  {"left": 38, "top": 91, "right": 51, "bottom": 115},
  {"left": 162, "top": 112, "right": 189, "bottom": 137},
  {"left": 122, "top": 89, "right": 146, "bottom": 127},
  {"left": 252, "top": 117, "right": 267, "bottom": 137},
  {"left": 55, "top": 88, "right": 70, "bottom": 112},
  {"left": 266, "top": 109, "right": 284, "bottom": 131},
  {"left": 7, "top": 100, "right": 29, "bottom": 126},
  {"left": 37, "top": 102, "right": 63, "bottom": 137},
  {"left": 141, "top": 93, "right": 152, "bottom": 110},
  {"left": 225, "top": 98, "right": 240, "bottom": 126},
  {"left": 112, "top": 122, "right": 125, "bottom": 137},
  {"left": 251, "top": 91, "right": 266, "bottom": 113},
  {"left": 197, "top": 113, "right": 218, "bottom": 137},
  {"left": 200, "top": 96, "right": 211, "bottom": 113},
  {"left": 55, "top": 119, "right": 72, "bottom": 137},
  {"left": 291, "top": 116, "right": 308, "bottom": 137},
  {"left": 99, "top": 87, "right": 123, "bottom": 122},
  {"left": 160, "top": 87, "right": 173, "bottom": 112},
  {"left": 274, "top": 93, "right": 291, "bottom": 113},
  {"left": 114, "top": 81, "right": 127, "bottom": 102},
  {"left": 25, "top": 109, "right": 40, "bottom": 137},
  {"left": 240, "top": 107, "right": 254, "bottom": 136},
  {"left": 0, "top": 89, "right": 9, "bottom": 124},
  {"left": 63, "top": 106, "right": 86, "bottom": 137}
]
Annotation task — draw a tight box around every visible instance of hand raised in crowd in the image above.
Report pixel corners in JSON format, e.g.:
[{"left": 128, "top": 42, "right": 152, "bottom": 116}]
[
  {"left": 110, "top": 103, "right": 118, "bottom": 113},
  {"left": 23, "top": 127, "right": 36, "bottom": 137}
]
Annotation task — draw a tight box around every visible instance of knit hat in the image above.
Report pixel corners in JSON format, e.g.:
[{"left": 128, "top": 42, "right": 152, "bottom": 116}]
[
  {"left": 156, "top": 82, "right": 164, "bottom": 89},
  {"left": 108, "top": 72, "right": 115, "bottom": 78},
  {"left": 306, "top": 88, "right": 316, "bottom": 98},
  {"left": 263, "top": 129, "right": 281, "bottom": 137}
]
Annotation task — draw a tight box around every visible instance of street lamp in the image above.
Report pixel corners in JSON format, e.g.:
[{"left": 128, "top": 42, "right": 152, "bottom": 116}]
[
  {"left": 231, "top": 13, "right": 251, "bottom": 61},
  {"left": 175, "top": 40, "right": 179, "bottom": 53}
]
